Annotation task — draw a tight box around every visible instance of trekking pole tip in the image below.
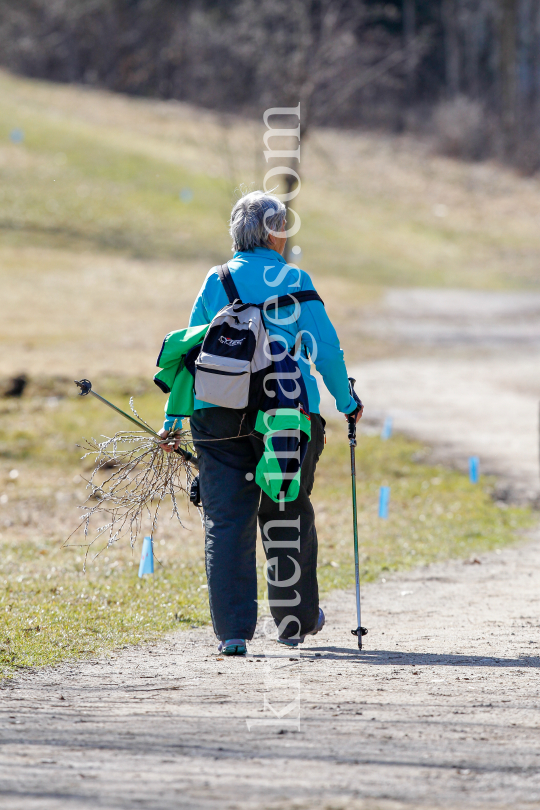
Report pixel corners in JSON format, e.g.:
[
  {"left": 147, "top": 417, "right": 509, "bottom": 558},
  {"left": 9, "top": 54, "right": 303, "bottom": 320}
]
[
  {"left": 351, "top": 626, "right": 368, "bottom": 650},
  {"left": 74, "top": 379, "right": 92, "bottom": 396}
]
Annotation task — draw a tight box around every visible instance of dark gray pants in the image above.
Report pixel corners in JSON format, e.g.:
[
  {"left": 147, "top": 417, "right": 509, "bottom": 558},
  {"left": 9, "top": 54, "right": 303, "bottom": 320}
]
[{"left": 190, "top": 408, "right": 325, "bottom": 641}]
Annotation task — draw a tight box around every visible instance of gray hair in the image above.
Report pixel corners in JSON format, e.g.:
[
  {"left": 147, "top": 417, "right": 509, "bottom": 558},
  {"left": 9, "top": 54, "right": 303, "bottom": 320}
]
[{"left": 229, "top": 191, "right": 286, "bottom": 252}]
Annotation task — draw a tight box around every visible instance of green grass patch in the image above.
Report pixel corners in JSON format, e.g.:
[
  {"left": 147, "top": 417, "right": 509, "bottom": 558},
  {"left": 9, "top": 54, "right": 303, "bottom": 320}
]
[
  {"left": 0, "top": 91, "right": 231, "bottom": 261},
  {"left": 0, "top": 544, "right": 209, "bottom": 674}
]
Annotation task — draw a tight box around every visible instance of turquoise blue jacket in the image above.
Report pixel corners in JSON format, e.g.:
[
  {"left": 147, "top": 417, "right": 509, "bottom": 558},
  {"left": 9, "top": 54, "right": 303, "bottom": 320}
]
[{"left": 163, "top": 247, "right": 356, "bottom": 429}]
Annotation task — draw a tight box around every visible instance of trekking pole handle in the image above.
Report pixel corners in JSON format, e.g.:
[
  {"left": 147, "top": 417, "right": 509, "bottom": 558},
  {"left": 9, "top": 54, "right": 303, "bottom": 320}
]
[
  {"left": 347, "top": 413, "right": 357, "bottom": 444},
  {"left": 347, "top": 377, "right": 359, "bottom": 444}
]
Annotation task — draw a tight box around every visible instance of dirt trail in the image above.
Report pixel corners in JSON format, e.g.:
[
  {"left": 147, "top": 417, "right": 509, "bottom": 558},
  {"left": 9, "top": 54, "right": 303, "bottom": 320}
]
[
  {"left": 1, "top": 534, "right": 539, "bottom": 810},
  {"left": 352, "top": 353, "right": 540, "bottom": 501},
  {"left": 339, "top": 288, "right": 540, "bottom": 501}
]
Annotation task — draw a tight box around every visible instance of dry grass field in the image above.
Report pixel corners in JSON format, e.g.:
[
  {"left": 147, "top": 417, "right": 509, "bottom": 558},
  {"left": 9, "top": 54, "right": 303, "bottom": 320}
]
[{"left": 0, "top": 70, "right": 535, "bottom": 677}]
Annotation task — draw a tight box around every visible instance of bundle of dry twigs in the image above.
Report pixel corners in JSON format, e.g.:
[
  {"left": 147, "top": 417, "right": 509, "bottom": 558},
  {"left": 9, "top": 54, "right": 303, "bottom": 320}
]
[{"left": 71, "top": 424, "right": 196, "bottom": 566}]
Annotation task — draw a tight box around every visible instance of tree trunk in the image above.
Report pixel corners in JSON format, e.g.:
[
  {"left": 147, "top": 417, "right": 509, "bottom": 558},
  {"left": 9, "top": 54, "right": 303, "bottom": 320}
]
[
  {"left": 283, "top": 171, "right": 300, "bottom": 266},
  {"left": 533, "top": 0, "right": 540, "bottom": 135},
  {"left": 499, "top": 0, "right": 518, "bottom": 153},
  {"left": 514, "top": 0, "right": 540, "bottom": 172},
  {"left": 442, "top": 0, "right": 461, "bottom": 97},
  {"left": 403, "top": 0, "right": 416, "bottom": 104},
  {"left": 463, "top": 1, "right": 484, "bottom": 100}
]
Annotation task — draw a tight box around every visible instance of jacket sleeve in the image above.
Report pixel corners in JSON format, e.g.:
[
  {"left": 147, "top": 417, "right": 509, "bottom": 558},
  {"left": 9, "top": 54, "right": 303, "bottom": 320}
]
[
  {"left": 296, "top": 285, "right": 357, "bottom": 414},
  {"left": 189, "top": 285, "right": 209, "bottom": 327},
  {"left": 190, "top": 268, "right": 230, "bottom": 327}
]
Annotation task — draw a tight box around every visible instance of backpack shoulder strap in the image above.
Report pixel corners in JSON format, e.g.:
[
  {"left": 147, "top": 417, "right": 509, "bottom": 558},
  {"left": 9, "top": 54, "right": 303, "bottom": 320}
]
[
  {"left": 216, "top": 262, "right": 324, "bottom": 309},
  {"left": 217, "top": 263, "right": 241, "bottom": 304},
  {"left": 259, "top": 290, "right": 324, "bottom": 309}
]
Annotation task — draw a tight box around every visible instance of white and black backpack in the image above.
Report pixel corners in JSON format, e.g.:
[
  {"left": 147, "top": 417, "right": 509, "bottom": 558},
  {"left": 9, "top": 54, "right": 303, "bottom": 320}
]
[{"left": 193, "top": 263, "right": 323, "bottom": 411}]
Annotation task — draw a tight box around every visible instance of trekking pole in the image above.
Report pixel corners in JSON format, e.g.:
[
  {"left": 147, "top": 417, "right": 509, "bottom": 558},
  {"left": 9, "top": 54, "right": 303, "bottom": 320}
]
[
  {"left": 74, "top": 379, "right": 197, "bottom": 465},
  {"left": 347, "top": 377, "right": 368, "bottom": 650}
]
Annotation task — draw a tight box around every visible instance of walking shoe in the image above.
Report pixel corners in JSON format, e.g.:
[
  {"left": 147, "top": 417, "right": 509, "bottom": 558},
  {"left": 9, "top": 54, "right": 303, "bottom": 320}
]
[
  {"left": 277, "top": 608, "right": 325, "bottom": 647},
  {"left": 218, "top": 639, "right": 247, "bottom": 656}
]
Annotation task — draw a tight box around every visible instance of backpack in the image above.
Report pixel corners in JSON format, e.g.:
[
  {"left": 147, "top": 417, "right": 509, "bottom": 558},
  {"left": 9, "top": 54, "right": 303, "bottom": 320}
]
[{"left": 193, "top": 263, "right": 323, "bottom": 412}]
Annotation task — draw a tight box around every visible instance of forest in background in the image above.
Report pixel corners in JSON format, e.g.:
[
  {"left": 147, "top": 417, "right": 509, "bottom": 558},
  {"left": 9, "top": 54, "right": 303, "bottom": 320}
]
[{"left": 0, "top": 0, "right": 539, "bottom": 173}]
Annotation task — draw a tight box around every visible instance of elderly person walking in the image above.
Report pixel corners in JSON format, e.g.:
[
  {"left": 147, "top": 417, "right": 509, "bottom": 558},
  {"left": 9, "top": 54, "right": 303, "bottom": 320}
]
[{"left": 160, "top": 190, "right": 362, "bottom": 655}]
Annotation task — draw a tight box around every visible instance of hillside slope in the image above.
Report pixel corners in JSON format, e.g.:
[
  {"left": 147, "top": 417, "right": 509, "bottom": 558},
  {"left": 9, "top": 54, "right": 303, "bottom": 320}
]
[{"left": 1, "top": 69, "right": 540, "bottom": 289}]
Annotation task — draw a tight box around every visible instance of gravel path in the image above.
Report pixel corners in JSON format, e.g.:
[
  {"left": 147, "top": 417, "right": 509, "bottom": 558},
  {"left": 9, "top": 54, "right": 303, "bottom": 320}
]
[
  {"left": 342, "top": 289, "right": 540, "bottom": 502},
  {"left": 1, "top": 533, "right": 539, "bottom": 810},
  {"left": 351, "top": 352, "right": 540, "bottom": 502}
]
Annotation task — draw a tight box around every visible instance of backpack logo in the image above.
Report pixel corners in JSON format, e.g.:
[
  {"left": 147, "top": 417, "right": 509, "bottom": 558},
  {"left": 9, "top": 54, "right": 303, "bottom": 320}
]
[{"left": 219, "top": 335, "right": 245, "bottom": 347}]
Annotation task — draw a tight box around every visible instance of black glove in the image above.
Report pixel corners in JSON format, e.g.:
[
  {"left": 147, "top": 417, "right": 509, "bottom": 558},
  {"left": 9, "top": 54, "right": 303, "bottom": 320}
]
[{"left": 348, "top": 378, "right": 363, "bottom": 420}]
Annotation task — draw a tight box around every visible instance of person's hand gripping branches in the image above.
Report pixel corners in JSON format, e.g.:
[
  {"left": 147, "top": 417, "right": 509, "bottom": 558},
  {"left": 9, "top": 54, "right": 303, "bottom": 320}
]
[{"left": 158, "top": 427, "right": 183, "bottom": 453}]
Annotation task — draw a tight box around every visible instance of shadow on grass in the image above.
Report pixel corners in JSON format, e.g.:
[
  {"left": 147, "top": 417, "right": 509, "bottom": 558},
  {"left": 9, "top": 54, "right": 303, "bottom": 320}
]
[{"left": 0, "top": 219, "right": 221, "bottom": 262}]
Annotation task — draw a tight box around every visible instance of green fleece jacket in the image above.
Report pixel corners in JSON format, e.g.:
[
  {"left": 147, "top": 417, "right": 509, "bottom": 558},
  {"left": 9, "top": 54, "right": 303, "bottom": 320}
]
[{"left": 153, "top": 323, "right": 209, "bottom": 421}]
